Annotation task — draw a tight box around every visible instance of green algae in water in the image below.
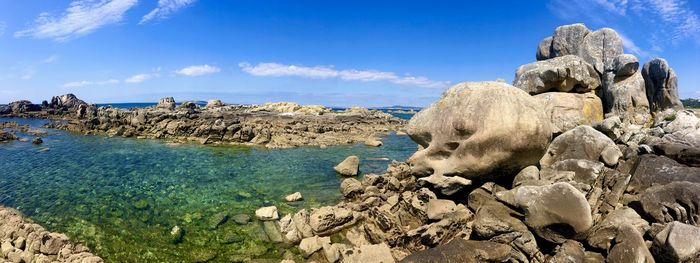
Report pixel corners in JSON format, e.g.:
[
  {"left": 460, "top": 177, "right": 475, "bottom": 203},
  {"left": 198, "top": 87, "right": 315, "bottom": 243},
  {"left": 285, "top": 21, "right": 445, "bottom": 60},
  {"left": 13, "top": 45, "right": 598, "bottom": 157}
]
[{"left": 0, "top": 117, "right": 415, "bottom": 262}]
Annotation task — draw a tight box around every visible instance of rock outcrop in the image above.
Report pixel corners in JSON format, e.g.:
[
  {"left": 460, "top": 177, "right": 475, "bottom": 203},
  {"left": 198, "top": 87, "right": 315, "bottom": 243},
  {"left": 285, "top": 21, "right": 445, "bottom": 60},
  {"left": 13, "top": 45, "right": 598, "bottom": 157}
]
[
  {"left": 643, "top": 58, "right": 684, "bottom": 112},
  {"left": 535, "top": 92, "right": 603, "bottom": 134},
  {"left": 406, "top": 81, "right": 551, "bottom": 194},
  {"left": 0, "top": 207, "right": 102, "bottom": 262},
  {"left": 1, "top": 95, "right": 405, "bottom": 149},
  {"left": 514, "top": 55, "right": 601, "bottom": 95}
]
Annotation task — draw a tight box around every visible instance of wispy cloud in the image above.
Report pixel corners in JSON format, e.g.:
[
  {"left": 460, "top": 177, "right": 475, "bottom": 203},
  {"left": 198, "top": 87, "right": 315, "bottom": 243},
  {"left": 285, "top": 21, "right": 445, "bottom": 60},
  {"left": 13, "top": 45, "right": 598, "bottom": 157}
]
[
  {"left": 62, "top": 79, "right": 119, "bottom": 88},
  {"left": 618, "top": 33, "right": 649, "bottom": 57},
  {"left": 239, "top": 62, "right": 450, "bottom": 89},
  {"left": 125, "top": 67, "right": 161, "bottom": 83},
  {"left": 15, "top": 0, "right": 137, "bottom": 41},
  {"left": 125, "top": 73, "right": 155, "bottom": 83},
  {"left": 141, "top": 0, "right": 198, "bottom": 24},
  {"left": 239, "top": 62, "right": 339, "bottom": 79},
  {"left": 0, "top": 22, "right": 6, "bottom": 37},
  {"left": 548, "top": 0, "right": 700, "bottom": 53},
  {"left": 19, "top": 55, "right": 59, "bottom": 80},
  {"left": 175, "top": 64, "right": 220, "bottom": 76}
]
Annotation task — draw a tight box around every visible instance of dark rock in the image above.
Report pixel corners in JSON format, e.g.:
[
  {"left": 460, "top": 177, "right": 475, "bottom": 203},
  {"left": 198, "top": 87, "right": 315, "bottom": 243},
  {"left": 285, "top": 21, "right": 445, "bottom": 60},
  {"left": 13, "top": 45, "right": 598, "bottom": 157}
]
[
  {"left": 32, "top": 137, "right": 43, "bottom": 144},
  {"left": 628, "top": 155, "right": 700, "bottom": 193},
  {"left": 207, "top": 212, "right": 228, "bottom": 230},
  {"left": 633, "top": 181, "right": 700, "bottom": 226},
  {"left": 399, "top": 239, "right": 513, "bottom": 263},
  {"left": 642, "top": 58, "right": 684, "bottom": 112}
]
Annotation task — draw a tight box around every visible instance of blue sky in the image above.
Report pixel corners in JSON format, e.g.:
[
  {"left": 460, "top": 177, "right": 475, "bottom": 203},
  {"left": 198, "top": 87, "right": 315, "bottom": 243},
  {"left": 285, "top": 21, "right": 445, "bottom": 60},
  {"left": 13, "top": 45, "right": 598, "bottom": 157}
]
[{"left": 0, "top": 0, "right": 699, "bottom": 107}]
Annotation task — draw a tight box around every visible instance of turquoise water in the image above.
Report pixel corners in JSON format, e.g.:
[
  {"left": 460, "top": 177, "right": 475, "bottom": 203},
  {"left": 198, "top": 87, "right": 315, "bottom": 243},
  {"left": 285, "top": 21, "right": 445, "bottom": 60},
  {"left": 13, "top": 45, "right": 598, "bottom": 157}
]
[{"left": 0, "top": 117, "right": 416, "bottom": 262}]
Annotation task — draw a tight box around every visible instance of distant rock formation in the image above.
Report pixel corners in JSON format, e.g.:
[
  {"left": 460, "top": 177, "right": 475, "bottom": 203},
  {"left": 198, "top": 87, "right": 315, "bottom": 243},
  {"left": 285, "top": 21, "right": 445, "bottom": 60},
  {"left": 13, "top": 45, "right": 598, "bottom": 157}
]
[{"left": 1, "top": 95, "right": 405, "bottom": 148}]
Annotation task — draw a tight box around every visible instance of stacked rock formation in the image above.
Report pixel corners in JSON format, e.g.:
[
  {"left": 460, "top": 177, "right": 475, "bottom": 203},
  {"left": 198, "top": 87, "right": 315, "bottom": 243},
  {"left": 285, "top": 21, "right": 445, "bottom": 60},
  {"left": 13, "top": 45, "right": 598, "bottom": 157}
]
[
  {"left": 0, "top": 207, "right": 103, "bottom": 262},
  {"left": 265, "top": 24, "right": 700, "bottom": 263},
  {"left": 0, "top": 95, "right": 405, "bottom": 148}
]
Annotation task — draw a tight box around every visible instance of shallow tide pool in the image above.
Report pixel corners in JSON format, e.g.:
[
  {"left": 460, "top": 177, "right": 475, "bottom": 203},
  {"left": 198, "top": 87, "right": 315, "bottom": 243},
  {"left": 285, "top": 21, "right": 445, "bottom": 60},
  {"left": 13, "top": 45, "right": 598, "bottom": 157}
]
[{"left": 0, "top": 117, "right": 416, "bottom": 262}]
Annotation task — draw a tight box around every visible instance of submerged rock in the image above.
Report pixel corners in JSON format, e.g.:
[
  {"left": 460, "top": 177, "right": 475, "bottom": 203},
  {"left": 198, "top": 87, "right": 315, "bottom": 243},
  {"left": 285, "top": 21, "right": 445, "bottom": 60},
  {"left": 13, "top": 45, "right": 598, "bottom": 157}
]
[
  {"left": 169, "top": 225, "right": 185, "bottom": 244},
  {"left": 284, "top": 192, "right": 303, "bottom": 202}
]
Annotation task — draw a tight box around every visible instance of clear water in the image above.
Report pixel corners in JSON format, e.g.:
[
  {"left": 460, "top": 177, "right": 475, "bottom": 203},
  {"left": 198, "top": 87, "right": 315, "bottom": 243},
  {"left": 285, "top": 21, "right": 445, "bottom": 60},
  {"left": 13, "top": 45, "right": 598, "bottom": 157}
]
[{"left": 0, "top": 117, "right": 416, "bottom": 262}]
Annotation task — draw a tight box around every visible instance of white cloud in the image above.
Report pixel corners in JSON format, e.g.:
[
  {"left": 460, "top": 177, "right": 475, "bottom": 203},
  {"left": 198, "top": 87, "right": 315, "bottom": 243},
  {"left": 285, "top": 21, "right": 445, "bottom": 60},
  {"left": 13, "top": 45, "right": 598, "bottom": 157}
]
[
  {"left": 62, "top": 79, "right": 119, "bottom": 88},
  {"left": 125, "top": 73, "right": 155, "bottom": 83},
  {"left": 239, "top": 62, "right": 339, "bottom": 79},
  {"left": 15, "top": 0, "right": 137, "bottom": 41},
  {"left": 239, "top": 62, "right": 450, "bottom": 89},
  {"left": 175, "top": 64, "right": 221, "bottom": 76},
  {"left": 141, "top": 0, "right": 198, "bottom": 24},
  {"left": 0, "top": 22, "right": 6, "bottom": 37}
]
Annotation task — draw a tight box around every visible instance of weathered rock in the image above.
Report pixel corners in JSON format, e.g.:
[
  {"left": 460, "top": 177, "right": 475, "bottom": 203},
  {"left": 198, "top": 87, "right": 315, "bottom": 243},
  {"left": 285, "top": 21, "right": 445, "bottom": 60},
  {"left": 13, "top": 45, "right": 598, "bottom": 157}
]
[
  {"left": 255, "top": 206, "right": 279, "bottom": 221},
  {"left": 607, "top": 224, "right": 655, "bottom": 263},
  {"left": 652, "top": 221, "right": 700, "bottom": 262},
  {"left": 550, "top": 240, "right": 585, "bottom": 263},
  {"left": 407, "top": 81, "right": 551, "bottom": 193},
  {"left": 540, "top": 125, "right": 622, "bottom": 167},
  {"left": 500, "top": 182, "right": 593, "bottom": 243},
  {"left": 604, "top": 71, "right": 651, "bottom": 125},
  {"left": 550, "top": 159, "right": 604, "bottom": 185},
  {"left": 426, "top": 199, "right": 457, "bottom": 221},
  {"left": 612, "top": 54, "right": 639, "bottom": 77},
  {"left": 536, "top": 36, "right": 553, "bottom": 60},
  {"left": 364, "top": 140, "right": 383, "bottom": 147},
  {"left": 551, "top": 23, "right": 590, "bottom": 57},
  {"left": 8, "top": 100, "right": 41, "bottom": 113},
  {"left": 643, "top": 58, "right": 684, "bottom": 112},
  {"left": 399, "top": 239, "right": 513, "bottom": 263},
  {"left": 334, "top": 156, "right": 360, "bottom": 176},
  {"left": 535, "top": 92, "right": 604, "bottom": 134},
  {"left": 341, "top": 243, "right": 395, "bottom": 263},
  {"left": 205, "top": 99, "right": 223, "bottom": 108},
  {"left": 514, "top": 55, "right": 601, "bottom": 95},
  {"left": 323, "top": 243, "right": 351, "bottom": 263},
  {"left": 48, "top": 94, "right": 87, "bottom": 112},
  {"left": 207, "top": 212, "right": 228, "bottom": 230},
  {"left": 587, "top": 208, "right": 649, "bottom": 250},
  {"left": 633, "top": 181, "right": 700, "bottom": 226},
  {"left": 579, "top": 28, "right": 624, "bottom": 73},
  {"left": 628, "top": 154, "right": 700, "bottom": 193},
  {"left": 340, "top": 178, "right": 363, "bottom": 198},
  {"left": 231, "top": 214, "right": 250, "bottom": 225},
  {"left": 284, "top": 192, "right": 303, "bottom": 202},
  {"left": 157, "top": 97, "right": 176, "bottom": 110},
  {"left": 309, "top": 206, "right": 355, "bottom": 235},
  {"left": 512, "top": 166, "right": 540, "bottom": 188}
]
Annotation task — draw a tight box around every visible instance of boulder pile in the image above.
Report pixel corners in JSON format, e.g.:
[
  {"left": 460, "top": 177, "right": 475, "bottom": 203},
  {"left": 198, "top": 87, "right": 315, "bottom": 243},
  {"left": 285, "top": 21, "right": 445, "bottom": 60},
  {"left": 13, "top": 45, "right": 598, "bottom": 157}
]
[
  {"left": 263, "top": 23, "right": 700, "bottom": 263},
  {"left": 0, "top": 95, "right": 405, "bottom": 148},
  {"left": 0, "top": 207, "right": 103, "bottom": 262}
]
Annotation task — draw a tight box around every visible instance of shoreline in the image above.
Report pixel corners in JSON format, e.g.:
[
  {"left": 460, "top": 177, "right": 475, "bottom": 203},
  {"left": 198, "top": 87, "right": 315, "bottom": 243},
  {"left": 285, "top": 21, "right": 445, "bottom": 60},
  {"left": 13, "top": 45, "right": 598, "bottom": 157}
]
[{"left": 1, "top": 96, "right": 407, "bottom": 149}]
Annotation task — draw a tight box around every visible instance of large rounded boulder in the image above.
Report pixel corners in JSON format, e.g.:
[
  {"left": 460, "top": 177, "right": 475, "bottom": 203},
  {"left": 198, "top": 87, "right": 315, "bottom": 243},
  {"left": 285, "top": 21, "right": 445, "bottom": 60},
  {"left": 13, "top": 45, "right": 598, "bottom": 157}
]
[{"left": 407, "top": 81, "right": 552, "bottom": 193}]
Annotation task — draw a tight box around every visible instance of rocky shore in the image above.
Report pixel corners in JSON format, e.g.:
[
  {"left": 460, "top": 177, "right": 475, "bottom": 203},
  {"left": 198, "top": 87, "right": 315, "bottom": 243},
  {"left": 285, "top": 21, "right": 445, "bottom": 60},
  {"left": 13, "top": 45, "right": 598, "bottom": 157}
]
[
  {"left": 0, "top": 95, "right": 405, "bottom": 148},
  {"left": 252, "top": 23, "right": 700, "bottom": 263},
  {"left": 0, "top": 207, "right": 102, "bottom": 263}
]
